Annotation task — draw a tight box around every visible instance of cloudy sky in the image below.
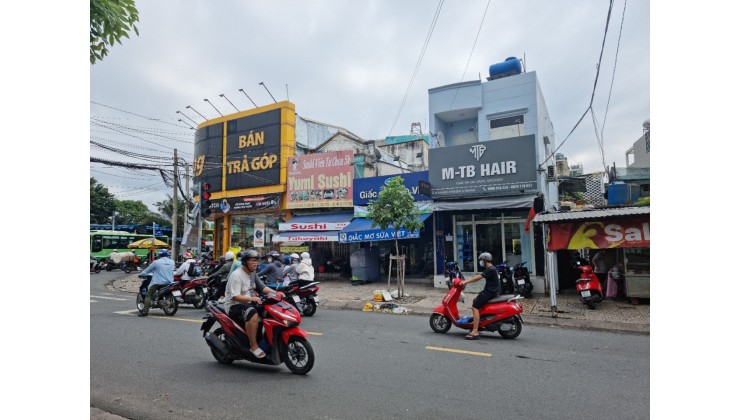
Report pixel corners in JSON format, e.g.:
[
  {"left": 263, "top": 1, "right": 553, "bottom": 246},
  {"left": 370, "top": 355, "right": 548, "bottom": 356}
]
[{"left": 89, "top": 0, "right": 649, "bottom": 210}]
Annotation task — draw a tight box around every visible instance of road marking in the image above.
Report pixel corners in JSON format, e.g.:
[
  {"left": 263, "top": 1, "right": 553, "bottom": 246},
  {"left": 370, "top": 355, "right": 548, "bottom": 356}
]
[
  {"left": 91, "top": 300, "right": 98, "bottom": 303},
  {"left": 113, "top": 310, "right": 324, "bottom": 334},
  {"left": 425, "top": 346, "right": 491, "bottom": 357},
  {"left": 91, "top": 295, "right": 128, "bottom": 301}
]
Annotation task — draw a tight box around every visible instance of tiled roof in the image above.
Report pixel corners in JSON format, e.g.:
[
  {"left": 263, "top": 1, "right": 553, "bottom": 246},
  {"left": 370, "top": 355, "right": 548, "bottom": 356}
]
[{"left": 533, "top": 206, "right": 650, "bottom": 222}]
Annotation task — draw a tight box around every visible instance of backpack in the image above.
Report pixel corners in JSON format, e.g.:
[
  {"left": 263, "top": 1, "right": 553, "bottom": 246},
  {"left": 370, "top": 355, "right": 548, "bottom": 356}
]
[{"left": 186, "top": 262, "right": 196, "bottom": 277}]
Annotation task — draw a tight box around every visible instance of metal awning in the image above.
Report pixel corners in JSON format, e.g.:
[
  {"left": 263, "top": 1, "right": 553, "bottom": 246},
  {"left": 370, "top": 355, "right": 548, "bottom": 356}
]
[{"left": 533, "top": 206, "right": 650, "bottom": 223}]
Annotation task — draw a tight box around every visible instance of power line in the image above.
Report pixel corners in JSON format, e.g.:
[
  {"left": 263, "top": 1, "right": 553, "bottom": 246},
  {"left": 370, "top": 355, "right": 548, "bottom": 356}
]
[
  {"left": 387, "top": 0, "right": 445, "bottom": 137},
  {"left": 448, "top": 0, "right": 491, "bottom": 110},
  {"left": 539, "top": 0, "right": 616, "bottom": 167}
]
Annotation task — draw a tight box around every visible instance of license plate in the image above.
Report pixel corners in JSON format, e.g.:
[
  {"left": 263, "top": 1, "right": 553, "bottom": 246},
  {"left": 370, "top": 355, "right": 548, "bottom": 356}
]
[
  {"left": 517, "top": 279, "right": 525, "bottom": 285},
  {"left": 580, "top": 290, "right": 590, "bottom": 297},
  {"left": 172, "top": 290, "right": 182, "bottom": 297},
  {"left": 292, "top": 295, "right": 300, "bottom": 304}
]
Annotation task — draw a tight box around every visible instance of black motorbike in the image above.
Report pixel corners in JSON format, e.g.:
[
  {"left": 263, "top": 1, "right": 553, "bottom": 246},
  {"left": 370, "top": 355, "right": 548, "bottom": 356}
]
[
  {"left": 136, "top": 275, "right": 179, "bottom": 316},
  {"left": 512, "top": 261, "right": 534, "bottom": 298},
  {"left": 443, "top": 261, "right": 464, "bottom": 289},
  {"left": 495, "top": 261, "right": 515, "bottom": 295},
  {"left": 90, "top": 256, "right": 103, "bottom": 273}
]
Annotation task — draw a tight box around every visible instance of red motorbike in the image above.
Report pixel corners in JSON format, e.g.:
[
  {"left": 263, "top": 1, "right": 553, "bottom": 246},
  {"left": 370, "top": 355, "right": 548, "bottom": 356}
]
[
  {"left": 429, "top": 278, "right": 524, "bottom": 339},
  {"left": 172, "top": 275, "right": 208, "bottom": 309},
  {"left": 200, "top": 293, "right": 315, "bottom": 375},
  {"left": 575, "top": 262, "right": 604, "bottom": 310}
]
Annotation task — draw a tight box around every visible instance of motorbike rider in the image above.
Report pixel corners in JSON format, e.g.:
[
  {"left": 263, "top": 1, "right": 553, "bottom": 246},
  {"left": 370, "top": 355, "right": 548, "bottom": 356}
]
[
  {"left": 460, "top": 252, "right": 500, "bottom": 340},
  {"left": 137, "top": 249, "right": 175, "bottom": 317},
  {"left": 224, "top": 249, "right": 284, "bottom": 359},
  {"left": 257, "top": 251, "right": 283, "bottom": 285},
  {"left": 280, "top": 253, "right": 300, "bottom": 286},
  {"left": 295, "top": 252, "right": 315, "bottom": 281},
  {"left": 227, "top": 251, "right": 243, "bottom": 279},
  {"left": 207, "top": 251, "right": 235, "bottom": 302},
  {"left": 173, "top": 252, "right": 197, "bottom": 286}
]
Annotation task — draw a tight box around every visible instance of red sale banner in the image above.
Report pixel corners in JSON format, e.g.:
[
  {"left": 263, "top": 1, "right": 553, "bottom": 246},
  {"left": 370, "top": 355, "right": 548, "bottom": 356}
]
[{"left": 547, "top": 217, "right": 650, "bottom": 250}]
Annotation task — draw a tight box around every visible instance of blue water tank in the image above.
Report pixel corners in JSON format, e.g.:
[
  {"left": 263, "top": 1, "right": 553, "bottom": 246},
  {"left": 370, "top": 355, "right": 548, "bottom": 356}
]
[
  {"left": 608, "top": 182, "right": 642, "bottom": 205},
  {"left": 488, "top": 57, "right": 523, "bottom": 80}
]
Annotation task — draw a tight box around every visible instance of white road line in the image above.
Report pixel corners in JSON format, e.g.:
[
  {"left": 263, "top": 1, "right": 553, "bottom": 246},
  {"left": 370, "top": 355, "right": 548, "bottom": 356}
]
[
  {"left": 91, "top": 295, "right": 128, "bottom": 301},
  {"left": 91, "top": 300, "right": 98, "bottom": 303}
]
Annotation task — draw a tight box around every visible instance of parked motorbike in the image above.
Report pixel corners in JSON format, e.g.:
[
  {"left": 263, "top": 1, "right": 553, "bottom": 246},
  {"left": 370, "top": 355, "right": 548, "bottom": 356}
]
[
  {"left": 172, "top": 275, "right": 208, "bottom": 309},
  {"left": 443, "top": 261, "right": 464, "bottom": 289},
  {"left": 271, "top": 279, "right": 320, "bottom": 317},
  {"left": 200, "top": 293, "right": 315, "bottom": 375},
  {"left": 324, "top": 257, "right": 349, "bottom": 274},
  {"left": 429, "top": 278, "right": 524, "bottom": 339},
  {"left": 90, "top": 255, "right": 102, "bottom": 273},
  {"left": 495, "top": 260, "right": 515, "bottom": 295},
  {"left": 136, "top": 275, "right": 180, "bottom": 316},
  {"left": 574, "top": 261, "right": 603, "bottom": 310},
  {"left": 512, "top": 262, "right": 534, "bottom": 298}
]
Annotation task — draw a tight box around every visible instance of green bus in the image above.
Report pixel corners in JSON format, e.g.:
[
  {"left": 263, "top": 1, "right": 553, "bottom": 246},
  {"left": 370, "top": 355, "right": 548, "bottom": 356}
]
[{"left": 90, "top": 230, "right": 170, "bottom": 260}]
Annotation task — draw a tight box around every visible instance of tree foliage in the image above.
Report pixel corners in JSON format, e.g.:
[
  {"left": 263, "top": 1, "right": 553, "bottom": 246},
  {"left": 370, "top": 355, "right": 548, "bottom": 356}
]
[
  {"left": 366, "top": 176, "right": 423, "bottom": 296},
  {"left": 90, "top": 177, "right": 116, "bottom": 223},
  {"left": 90, "top": 0, "right": 140, "bottom": 64},
  {"left": 114, "top": 199, "right": 168, "bottom": 226},
  {"left": 154, "top": 195, "right": 194, "bottom": 237}
]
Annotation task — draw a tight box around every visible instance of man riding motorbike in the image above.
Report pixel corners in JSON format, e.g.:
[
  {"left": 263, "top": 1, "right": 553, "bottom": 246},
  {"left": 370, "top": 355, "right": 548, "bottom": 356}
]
[
  {"left": 137, "top": 249, "right": 175, "bottom": 317},
  {"left": 174, "top": 252, "right": 197, "bottom": 285},
  {"left": 207, "top": 251, "right": 234, "bottom": 302},
  {"left": 459, "top": 252, "right": 500, "bottom": 340},
  {"left": 224, "top": 250, "right": 284, "bottom": 359},
  {"left": 257, "top": 250, "right": 283, "bottom": 285},
  {"left": 280, "top": 253, "right": 300, "bottom": 286}
]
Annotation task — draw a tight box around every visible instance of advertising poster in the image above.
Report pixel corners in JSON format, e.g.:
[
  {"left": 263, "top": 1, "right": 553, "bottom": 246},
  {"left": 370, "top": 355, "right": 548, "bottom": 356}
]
[
  {"left": 287, "top": 150, "right": 354, "bottom": 209},
  {"left": 208, "top": 193, "right": 281, "bottom": 215},
  {"left": 253, "top": 222, "right": 265, "bottom": 248},
  {"left": 546, "top": 217, "right": 650, "bottom": 250}
]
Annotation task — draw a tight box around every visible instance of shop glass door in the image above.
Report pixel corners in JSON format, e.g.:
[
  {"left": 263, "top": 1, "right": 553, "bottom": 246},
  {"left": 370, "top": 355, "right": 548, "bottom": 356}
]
[
  {"left": 476, "top": 223, "right": 503, "bottom": 265},
  {"left": 456, "top": 224, "right": 474, "bottom": 272}
]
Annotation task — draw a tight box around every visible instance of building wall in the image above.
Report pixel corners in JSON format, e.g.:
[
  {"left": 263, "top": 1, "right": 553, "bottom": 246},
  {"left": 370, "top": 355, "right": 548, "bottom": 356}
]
[
  {"left": 626, "top": 134, "right": 650, "bottom": 168},
  {"left": 295, "top": 116, "right": 342, "bottom": 149}
]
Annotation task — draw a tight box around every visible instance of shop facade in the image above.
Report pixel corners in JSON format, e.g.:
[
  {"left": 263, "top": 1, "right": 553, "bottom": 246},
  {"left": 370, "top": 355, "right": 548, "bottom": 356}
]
[{"left": 533, "top": 206, "right": 650, "bottom": 307}]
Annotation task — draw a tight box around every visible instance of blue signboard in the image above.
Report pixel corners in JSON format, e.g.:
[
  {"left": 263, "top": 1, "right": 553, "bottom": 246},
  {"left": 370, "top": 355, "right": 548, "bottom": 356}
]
[
  {"left": 353, "top": 171, "right": 429, "bottom": 206},
  {"left": 338, "top": 214, "right": 431, "bottom": 243}
]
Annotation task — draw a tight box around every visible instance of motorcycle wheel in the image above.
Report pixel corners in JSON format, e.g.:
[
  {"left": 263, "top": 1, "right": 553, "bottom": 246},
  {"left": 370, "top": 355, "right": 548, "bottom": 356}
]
[
  {"left": 105, "top": 264, "right": 113, "bottom": 272},
  {"left": 124, "top": 264, "right": 132, "bottom": 274},
  {"left": 302, "top": 299, "right": 317, "bottom": 317},
  {"left": 193, "top": 287, "right": 207, "bottom": 309},
  {"left": 210, "top": 328, "right": 234, "bottom": 364},
  {"left": 586, "top": 299, "right": 596, "bottom": 310},
  {"left": 162, "top": 294, "right": 179, "bottom": 316},
  {"left": 429, "top": 313, "right": 452, "bottom": 333},
  {"left": 136, "top": 293, "right": 145, "bottom": 313},
  {"left": 498, "top": 317, "right": 522, "bottom": 339},
  {"left": 282, "top": 336, "right": 314, "bottom": 375},
  {"left": 94, "top": 265, "right": 101, "bottom": 273}
]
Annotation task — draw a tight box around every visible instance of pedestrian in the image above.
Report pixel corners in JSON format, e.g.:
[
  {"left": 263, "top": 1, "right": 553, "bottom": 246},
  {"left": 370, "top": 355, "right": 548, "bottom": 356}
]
[{"left": 591, "top": 249, "right": 608, "bottom": 289}]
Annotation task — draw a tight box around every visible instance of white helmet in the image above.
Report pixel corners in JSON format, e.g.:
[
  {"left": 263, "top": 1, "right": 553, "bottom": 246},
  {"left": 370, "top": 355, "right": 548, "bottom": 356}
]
[
  {"left": 300, "top": 252, "right": 310, "bottom": 260},
  {"left": 224, "top": 251, "right": 235, "bottom": 261},
  {"left": 290, "top": 253, "right": 300, "bottom": 261}
]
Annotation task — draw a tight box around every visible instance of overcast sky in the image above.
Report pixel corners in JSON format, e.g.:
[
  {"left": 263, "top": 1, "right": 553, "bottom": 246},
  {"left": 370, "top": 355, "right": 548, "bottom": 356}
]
[{"left": 89, "top": 0, "right": 649, "bottom": 210}]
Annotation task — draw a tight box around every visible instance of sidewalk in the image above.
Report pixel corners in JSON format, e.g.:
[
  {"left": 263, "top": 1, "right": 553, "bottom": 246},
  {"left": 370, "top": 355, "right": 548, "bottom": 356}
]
[{"left": 110, "top": 274, "right": 649, "bottom": 335}]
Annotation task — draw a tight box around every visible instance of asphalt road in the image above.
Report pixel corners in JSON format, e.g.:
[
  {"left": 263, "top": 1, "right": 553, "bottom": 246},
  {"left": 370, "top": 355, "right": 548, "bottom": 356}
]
[{"left": 91, "top": 272, "right": 649, "bottom": 420}]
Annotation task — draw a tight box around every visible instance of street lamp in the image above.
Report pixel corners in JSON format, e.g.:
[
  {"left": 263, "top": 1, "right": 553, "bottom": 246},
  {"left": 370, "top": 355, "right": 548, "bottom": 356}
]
[
  {"left": 176, "top": 110, "right": 198, "bottom": 125},
  {"left": 185, "top": 105, "right": 207, "bottom": 120},
  {"left": 219, "top": 93, "right": 240, "bottom": 112},
  {"left": 259, "top": 82, "right": 277, "bottom": 103},
  {"left": 238, "top": 88, "right": 258, "bottom": 107},
  {"left": 203, "top": 98, "right": 223, "bottom": 117}
]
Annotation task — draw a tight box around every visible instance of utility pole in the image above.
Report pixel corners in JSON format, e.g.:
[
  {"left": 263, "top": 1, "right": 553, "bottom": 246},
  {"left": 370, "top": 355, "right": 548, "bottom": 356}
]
[
  {"left": 183, "top": 161, "right": 191, "bottom": 250},
  {"left": 173, "top": 149, "right": 179, "bottom": 260},
  {"left": 197, "top": 181, "right": 203, "bottom": 256}
]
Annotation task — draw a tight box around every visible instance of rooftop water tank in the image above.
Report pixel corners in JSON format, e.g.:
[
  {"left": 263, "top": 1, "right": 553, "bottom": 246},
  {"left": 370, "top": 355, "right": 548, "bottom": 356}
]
[{"left": 488, "top": 57, "right": 522, "bottom": 80}]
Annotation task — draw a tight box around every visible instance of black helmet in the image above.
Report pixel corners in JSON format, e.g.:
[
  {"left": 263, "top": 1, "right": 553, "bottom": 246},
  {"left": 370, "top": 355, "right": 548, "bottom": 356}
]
[{"left": 241, "top": 249, "right": 260, "bottom": 262}]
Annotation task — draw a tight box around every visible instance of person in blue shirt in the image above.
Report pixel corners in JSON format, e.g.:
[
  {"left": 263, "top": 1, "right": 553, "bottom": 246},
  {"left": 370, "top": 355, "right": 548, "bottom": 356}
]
[{"left": 138, "top": 249, "right": 175, "bottom": 317}]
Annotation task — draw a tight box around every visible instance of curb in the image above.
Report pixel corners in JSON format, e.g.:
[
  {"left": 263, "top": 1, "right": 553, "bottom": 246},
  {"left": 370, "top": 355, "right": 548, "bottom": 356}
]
[{"left": 109, "top": 277, "right": 648, "bottom": 335}]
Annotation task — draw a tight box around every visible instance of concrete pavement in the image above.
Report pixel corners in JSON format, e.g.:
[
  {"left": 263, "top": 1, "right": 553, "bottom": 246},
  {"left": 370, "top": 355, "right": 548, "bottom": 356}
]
[{"left": 109, "top": 273, "right": 649, "bottom": 335}]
